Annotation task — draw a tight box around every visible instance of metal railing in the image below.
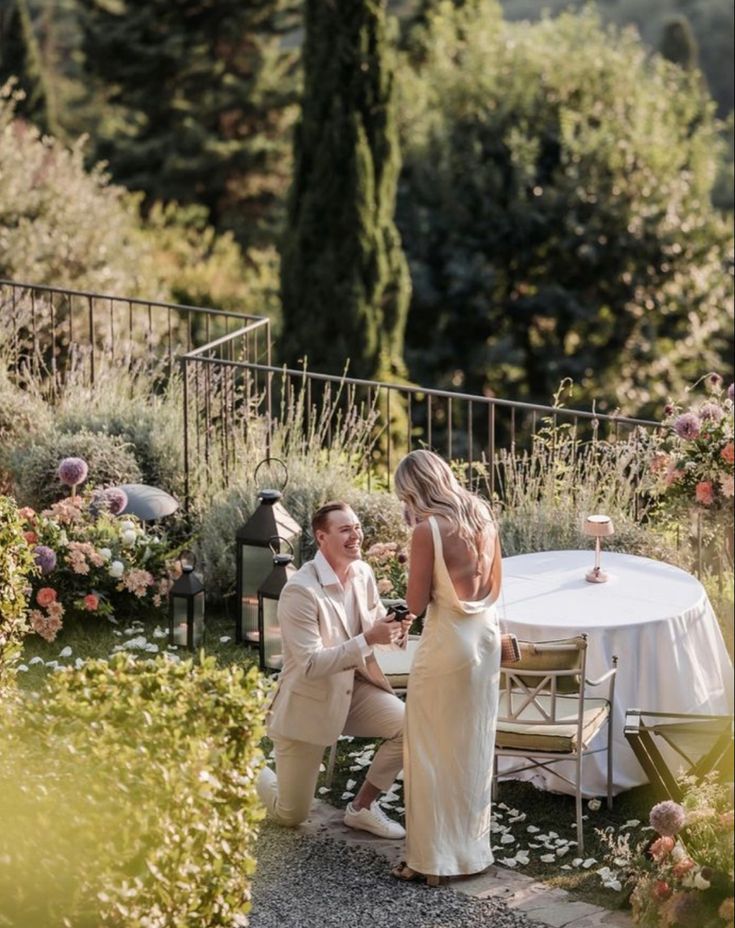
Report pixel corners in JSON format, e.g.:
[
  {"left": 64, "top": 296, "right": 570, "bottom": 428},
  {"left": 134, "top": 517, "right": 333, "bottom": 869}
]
[{"left": 2, "top": 278, "right": 659, "bottom": 512}]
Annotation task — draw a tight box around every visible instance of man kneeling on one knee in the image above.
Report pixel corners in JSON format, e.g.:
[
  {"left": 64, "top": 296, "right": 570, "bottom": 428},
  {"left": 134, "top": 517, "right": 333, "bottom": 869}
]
[{"left": 257, "top": 501, "right": 412, "bottom": 839}]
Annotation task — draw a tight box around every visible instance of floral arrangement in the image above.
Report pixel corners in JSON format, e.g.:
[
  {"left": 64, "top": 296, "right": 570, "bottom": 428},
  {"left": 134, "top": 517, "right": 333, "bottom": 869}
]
[
  {"left": 364, "top": 541, "right": 408, "bottom": 600},
  {"left": 17, "top": 458, "right": 178, "bottom": 642},
  {"left": 602, "top": 775, "right": 734, "bottom": 928},
  {"left": 649, "top": 375, "right": 734, "bottom": 516}
]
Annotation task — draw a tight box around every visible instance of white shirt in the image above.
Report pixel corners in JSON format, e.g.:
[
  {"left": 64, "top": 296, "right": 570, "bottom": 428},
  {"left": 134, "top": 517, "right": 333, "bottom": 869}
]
[{"left": 313, "top": 551, "right": 371, "bottom": 657}]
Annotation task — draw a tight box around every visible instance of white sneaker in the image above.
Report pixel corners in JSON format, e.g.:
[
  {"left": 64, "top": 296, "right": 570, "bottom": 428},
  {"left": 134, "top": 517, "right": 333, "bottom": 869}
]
[
  {"left": 256, "top": 766, "right": 277, "bottom": 814},
  {"left": 344, "top": 801, "right": 406, "bottom": 839}
]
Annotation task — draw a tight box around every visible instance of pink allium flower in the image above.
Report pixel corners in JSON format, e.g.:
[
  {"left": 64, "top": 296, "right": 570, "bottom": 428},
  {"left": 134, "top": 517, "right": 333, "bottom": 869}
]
[
  {"left": 36, "top": 587, "right": 57, "bottom": 608},
  {"left": 721, "top": 442, "right": 735, "bottom": 465},
  {"left": 673, "top": 413, "right": 701, "bottom": 440},
  {"left": 650, "top": 800, "right": 687, "bottom": 836},
  {"left": 104, "top": 487, "right": 128, "bottom": 515},
  {"left": 83, "top": 593, "right": 99, "bottom": 611},
  {"left": 58, "top": 457, "right": 88, "bottom": 488},
  {"left": 695, "top": 481, "right": 714, "bottom": 506},
  {"left": 721, "top": 475, "right": 734, "bottom": 499},
  {"left": 33, "top": 545, "right": 57, "bottom": 574},
  {"left": 650, "top": 836, "right": 675, "bottom": 860},
  {"left": 698, "top": 402, "right": 724, "bottom": 423}
]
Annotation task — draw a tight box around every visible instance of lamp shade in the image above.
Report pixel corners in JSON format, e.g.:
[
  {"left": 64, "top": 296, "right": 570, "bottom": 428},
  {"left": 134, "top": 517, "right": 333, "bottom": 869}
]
[{"left": 583, "top": 514, "right": 615, "bottom": 538}]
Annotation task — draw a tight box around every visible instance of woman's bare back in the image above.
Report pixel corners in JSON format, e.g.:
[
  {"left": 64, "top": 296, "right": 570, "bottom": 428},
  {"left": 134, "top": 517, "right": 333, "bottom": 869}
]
[{"left": 433, "top": 515, "right": 497, "bottom": 602}]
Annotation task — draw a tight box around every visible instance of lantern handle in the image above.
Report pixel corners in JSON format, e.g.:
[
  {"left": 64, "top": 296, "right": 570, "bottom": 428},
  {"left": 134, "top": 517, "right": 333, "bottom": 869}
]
[
  {"left": 254, "top": 457, "right": 289, "bottom": 491},
  {"left": 268, "top": 535, "right": 294, "bottom": 556}
]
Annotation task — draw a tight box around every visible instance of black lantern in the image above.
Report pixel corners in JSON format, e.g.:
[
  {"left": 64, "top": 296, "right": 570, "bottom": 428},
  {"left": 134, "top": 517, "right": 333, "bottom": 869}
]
[
  {"left": 258, "top": 537, "right": 297, "bottom": 673},
  {"left": 169, "top": 550, "right": 205, "bottom": 649},
  {"left": 235, "top": 459, "right": 301, "bottom": 647}
]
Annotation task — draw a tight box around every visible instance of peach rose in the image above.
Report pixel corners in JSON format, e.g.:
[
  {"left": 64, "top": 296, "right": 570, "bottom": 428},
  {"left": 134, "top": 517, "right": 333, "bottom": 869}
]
[
  {"left": 36, "top": 587, "right": 58, "bottom": 608},
  {"left": 652, "top": 880, "right": 672, "bottom": 901},
  {"left": 83, "top": 593, "right": 99, "bottom": 612},
  {"left": 672, "top": 858, "right": 695, "bottom": 879},
  {"left": 650, "top": 836, "right": 676, "bottom": 860},
  {"left": 721, "top": 442, "right": 735, "bottom": 465},
  {"left": 695, "top": 481, "right": 714, "bottom": 506},
  {"left": 23, "top": 531, "right": 38, "bottom": 545}
]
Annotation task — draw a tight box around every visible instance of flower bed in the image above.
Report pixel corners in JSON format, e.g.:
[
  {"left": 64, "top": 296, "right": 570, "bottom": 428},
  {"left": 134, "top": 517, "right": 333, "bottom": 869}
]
[{"left": 17, "top": 458, "right": 178, "bottom": 641}]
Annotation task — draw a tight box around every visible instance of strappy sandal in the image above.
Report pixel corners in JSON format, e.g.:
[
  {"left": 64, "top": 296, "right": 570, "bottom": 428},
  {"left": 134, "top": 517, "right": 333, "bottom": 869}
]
[
  {"left": 391, "top": 863, "right": 444, "bottom": 887},
  {"left": 391, "top": 862, "right": 425, "bottom": 883}
]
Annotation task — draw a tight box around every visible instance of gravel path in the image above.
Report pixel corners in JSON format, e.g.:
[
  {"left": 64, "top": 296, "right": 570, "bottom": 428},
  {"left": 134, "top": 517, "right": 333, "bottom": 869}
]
[{"left": 249, "top": 823, "right": 542, "bottom": 928}]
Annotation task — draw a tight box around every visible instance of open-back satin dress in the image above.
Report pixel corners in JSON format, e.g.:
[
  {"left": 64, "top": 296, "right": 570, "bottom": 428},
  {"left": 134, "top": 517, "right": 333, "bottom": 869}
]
[{"left": 403, "top": 516, "right": 501, "bottom": 876}]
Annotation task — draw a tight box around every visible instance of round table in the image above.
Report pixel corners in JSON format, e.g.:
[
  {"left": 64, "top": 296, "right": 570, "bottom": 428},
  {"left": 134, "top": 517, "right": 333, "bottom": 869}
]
[{"left": 498, "top": 550, "right": 733, "bottom": 796}]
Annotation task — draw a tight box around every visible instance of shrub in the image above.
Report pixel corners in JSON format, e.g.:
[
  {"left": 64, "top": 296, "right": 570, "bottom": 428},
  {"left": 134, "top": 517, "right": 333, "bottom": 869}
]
[
  {"left": 0, "top": 364, "right": 52, "bottom": 447},
  {"left": 0, "top": 653, "right": 269, "bottom": 928},
  {"left": 0, "top": 81, "right": 162, "bottom": 296},
  {"left": 5, "top": 428, "right": 142, "bottom": 510},
  {"left": 0, "top": 495, "right": 36, "bottom": 692}
]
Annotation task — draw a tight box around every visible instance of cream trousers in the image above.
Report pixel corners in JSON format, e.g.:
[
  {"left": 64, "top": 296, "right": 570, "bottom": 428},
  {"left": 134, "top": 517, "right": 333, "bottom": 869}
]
[{"left": 262, "top": 677, "right": 405, "bottom": 826}]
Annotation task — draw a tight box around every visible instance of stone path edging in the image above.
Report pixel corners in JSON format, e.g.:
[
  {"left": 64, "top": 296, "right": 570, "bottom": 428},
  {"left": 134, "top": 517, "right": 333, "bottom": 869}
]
[{"left": 301, "top": 800, "right": 632, "bottom": 928}]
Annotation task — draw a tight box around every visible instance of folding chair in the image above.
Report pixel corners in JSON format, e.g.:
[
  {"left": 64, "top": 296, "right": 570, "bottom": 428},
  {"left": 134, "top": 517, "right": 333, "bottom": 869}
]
[{"left": 624, "top": 709, "right": 734, "bottom": 801}]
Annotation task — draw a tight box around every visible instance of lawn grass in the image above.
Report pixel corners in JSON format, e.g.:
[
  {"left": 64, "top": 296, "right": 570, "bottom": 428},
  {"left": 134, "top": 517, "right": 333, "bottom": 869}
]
[{"left": 19, "top": 611, "right": 654, "bottom": 913}]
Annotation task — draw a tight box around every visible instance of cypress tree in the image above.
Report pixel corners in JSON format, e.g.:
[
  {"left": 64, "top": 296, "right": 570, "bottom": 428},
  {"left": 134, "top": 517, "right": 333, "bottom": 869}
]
[
  {"left": 0, "top": 0, "right": 58, "bottom": 135},
  {"left": 78, "top": 0, "right": 299, "bottom": 245},
  {"left": 659, "top": 14, "right": 699, "bottom": 71},
  {"left": 280, "top": 0, "right": 411, "bottom": 381}
]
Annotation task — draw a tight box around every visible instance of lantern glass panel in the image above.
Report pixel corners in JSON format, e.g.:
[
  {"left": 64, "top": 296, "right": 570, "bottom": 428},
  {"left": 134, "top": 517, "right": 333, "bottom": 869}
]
[
  {"left": 192, "top": 591, "right": 205, "bottom": 647},
  {"left": 172, "top": 596, "right": 189, "bottom": 646},
  {"left": 261, "top": 595, "right": 283, "bottom": 671},
  {"left": 240, "top": 545, "right": 276, "bottom": 642}
]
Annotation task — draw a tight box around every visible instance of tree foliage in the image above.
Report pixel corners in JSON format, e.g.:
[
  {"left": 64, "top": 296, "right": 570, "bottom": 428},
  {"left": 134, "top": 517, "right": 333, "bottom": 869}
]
[
  {"left": 280, "top": 0, "right": 411, "bottom": 381},
  {"left": 397, "top": 2, "right": 734, "bottom": 414},
  {"left": 0, "top": 0, "right": 58, "bottom": 134},
  {"left": 78, "top": 0, "right": 300, "bottom": 247}
]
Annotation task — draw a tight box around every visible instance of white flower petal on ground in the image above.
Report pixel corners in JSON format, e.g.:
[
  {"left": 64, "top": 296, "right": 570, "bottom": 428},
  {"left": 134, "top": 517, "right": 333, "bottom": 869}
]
[
  {"left": 508, "top": 813, "right": 527, "bottom": 823},
  {"left": 572, "top": 858, "right": 584, "bottom": 867},
  {"left": 587, "top": 799, "right": 601, "bottom": 811},
  {"left": 582, "top": 858, "right": 597, "bottom": 868},
  {"left": 623, "top": 819, "right": 640, "bottom": 828},
  {"left": 75, "top": 658, "right": 85, "bottom": 669},
  {"left": 144, "top": 643, "right": 159, "bottom": 653},
  {"left": 395, "top": 806, "right": 404, "bottom": 813},
  {"left": 18, "top": 664, "right": 28, "bottom": 672},
  {"left": 123, "top": 636, "right": 149, "bottom": 651},
  {"left": 528, "top": 843, "right": 542, "bottom": 848},
  {"left": 556, "top": 847, "right": 570, "bottom": 857},
  {"left": 58, "top": 646, "right": 72, "bottom": 658},
  {"left": 560, "top": 865, "right": 572, "bottom": 870},
  {"left": 514, "top": 850, "right": 530, "bottom": 865},
  {"left": 341, "top": 791, "right": 354, "bottom": 800},
  {"left": 152, "top": 626, "right": 167, "bottom": 638},
  {"left": 500, "top": 833, "right": 516, "bottom": 844},
  {"left": 604, "top": 880, "right": 622, "bottom": 892},
  {"left": 526, "top": 825, "right": 540, "bottom": 833},
  {"left": 45, "top": 660, "right": 58, "bottom": 669},
  {"left": 540, "top": 854, "right": 556, "bottom": 863},
  {"left": 29, "top": 656, "right": 43, "bottom": 665},
  {"left": 319, "top": 763, "right": 326, "bottom": 773},
  {"left": 219, "top": 636, "right": 231, "bottom": 643},
  {"left": 500, "top": 858, "right": 518, "bottom": 868},
  {"left": 318, "top": 787, "right": 330, "bottom": 795},
  {"left": 345, "top": 779, "right": 357, "bottom": 790}
]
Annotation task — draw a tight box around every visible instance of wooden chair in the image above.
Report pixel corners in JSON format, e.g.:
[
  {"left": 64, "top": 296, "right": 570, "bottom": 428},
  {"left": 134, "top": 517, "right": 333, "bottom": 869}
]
[{"left": 493, "top": 634, "right": 618, "bottom": 852}]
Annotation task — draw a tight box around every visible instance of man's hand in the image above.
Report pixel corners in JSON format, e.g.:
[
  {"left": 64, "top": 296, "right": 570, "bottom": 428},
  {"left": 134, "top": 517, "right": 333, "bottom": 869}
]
[{"left": 364, "top": 615, "right": 405, "bottom": 647}]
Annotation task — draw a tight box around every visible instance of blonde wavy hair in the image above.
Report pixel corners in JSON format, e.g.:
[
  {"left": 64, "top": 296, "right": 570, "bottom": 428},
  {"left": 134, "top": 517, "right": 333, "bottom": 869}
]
[{"left": 394, "top": 450, "right": 495, "bottom": 569}]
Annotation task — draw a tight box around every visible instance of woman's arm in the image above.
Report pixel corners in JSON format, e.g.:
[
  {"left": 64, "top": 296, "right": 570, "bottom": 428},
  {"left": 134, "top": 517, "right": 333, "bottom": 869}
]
[
  {"left": 489, "top": 531, "right": 503, "bottom": 605},
  {"left": 405, "top": 520, "right": 433, "bottom": 616}
]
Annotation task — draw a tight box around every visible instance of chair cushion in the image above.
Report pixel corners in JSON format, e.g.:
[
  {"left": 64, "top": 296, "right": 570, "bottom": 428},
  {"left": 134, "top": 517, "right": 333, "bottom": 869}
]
[
  {"left": 495, "top": 692, "right": 610, "bottom": 753},
  {"left": 500, "top": 636, "right": 586, "bottom": 694}
]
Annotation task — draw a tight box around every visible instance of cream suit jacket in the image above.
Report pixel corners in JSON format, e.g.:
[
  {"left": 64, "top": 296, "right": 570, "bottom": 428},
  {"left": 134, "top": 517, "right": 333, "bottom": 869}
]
[{"left": 267, "top": 558, "right": 405, "bottom": 747}]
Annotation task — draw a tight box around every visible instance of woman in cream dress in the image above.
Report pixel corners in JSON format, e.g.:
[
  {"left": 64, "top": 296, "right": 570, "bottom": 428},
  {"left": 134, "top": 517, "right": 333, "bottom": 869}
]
[{"left": 392, "top": 450, "right": 502, "bottom": 885}]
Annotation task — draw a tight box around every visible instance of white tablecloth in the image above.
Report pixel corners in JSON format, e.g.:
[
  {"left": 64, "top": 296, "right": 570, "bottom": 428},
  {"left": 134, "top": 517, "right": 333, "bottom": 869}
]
[{"left": 498, "top": 550, "right": 733, "bottom": 797}]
